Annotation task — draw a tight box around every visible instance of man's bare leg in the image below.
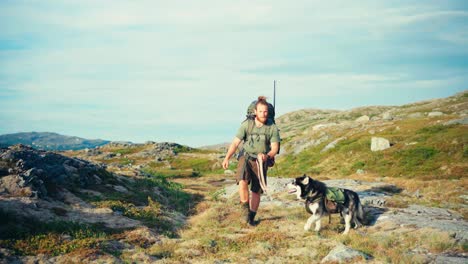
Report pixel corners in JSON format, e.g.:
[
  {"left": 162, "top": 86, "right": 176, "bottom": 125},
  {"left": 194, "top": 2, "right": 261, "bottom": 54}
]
[
  {"left": 250, "top": 191, "right": 260, "bottom": 212},
  {"left": 238, "top": 180, "right": 250, "bottom": 223},
  {"left": 247, "top": 191, "right": 260, "bottom": 226},
  {"left": 239, "top": 180, "right": 249, "bottom": 203}
]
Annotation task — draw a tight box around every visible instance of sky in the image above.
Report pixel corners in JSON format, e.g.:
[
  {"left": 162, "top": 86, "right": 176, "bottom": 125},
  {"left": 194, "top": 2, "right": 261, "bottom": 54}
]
[{"left": 1, "top": 1, "right": 467, "bottom": 147}]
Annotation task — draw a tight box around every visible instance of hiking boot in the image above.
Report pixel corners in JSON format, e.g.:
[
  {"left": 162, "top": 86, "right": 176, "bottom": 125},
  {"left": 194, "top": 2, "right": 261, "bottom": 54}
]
[
  {"left": 240, "top": 202, "right": 249, "bottom": 223},
  {"left": 248, "top": 210, "right": 257, "bottom": 226}
]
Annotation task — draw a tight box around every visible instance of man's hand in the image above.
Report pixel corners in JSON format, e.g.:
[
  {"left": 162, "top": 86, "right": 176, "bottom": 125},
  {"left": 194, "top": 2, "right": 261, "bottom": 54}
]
[
  {"left": 258, "top": 153, "right": 268, "bottom": 162},
  {"left": 222, "top": 158, "right": 229, "bottom": 170},
  {"left": 223, "top": 137, "right": 242, "bottom": 170}
]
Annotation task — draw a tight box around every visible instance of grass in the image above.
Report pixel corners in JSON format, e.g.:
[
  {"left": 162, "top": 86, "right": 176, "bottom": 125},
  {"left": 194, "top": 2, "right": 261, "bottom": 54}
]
[
  {"left": 396, "top": 146, "right": 439, "bottom": 175},
  {"left": 416, "top": 124, "right": 451, "bottom": 135},
  {"left": 168, "top": 156, "right": 214, "bottom": 173},
  {"left": 333, "top": 228, "right": 463, "bottom": 263},
  {"left": 144, "top": 192, "right": 465, "bottom": 263},
  {"left": 275, "top": 117, "right": 467, "bottom": 180},
  {"left": 351, "top": 161, "right": 366, "bottom": 170},
  {"left": 126, "top": 173, "right": 192, "bottom": 213},
  {"left": 0, "top": 209, "right": 115, "bottom": 256},
  {"left": 143, "top": 153, "right": 219, "bottom": 177},
  {"left": 119, "top": 157, "right": 133, "bottom": 166},
  {"left": 270, "top": 144, "right": 325, "bottom": 176},
  {"left": 111, "top": 146, "right": 146, "bottom": 155},
  {"left": 92, "top": 197, "right": 161, "bottom": 223}
]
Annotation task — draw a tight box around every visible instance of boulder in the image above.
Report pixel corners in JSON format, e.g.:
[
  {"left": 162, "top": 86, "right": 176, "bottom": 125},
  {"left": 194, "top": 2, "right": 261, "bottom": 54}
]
[
  {"left": 444, "top": 117, "right": 468, "bottom": 126},
  {"left": 0, "top": 175, "right": 34, "bottom": 197},
  {"left": 355, "top": 115, "right": 370, "bottom": 123},
  {"left": 321, "top": 244, "right": 371, "bottom": 263},
  {"left": 382, "top": 112, "right": 393, "bottom": 120},
  {"left": 428, "top": 111, "right": 444, "bottom": 117},
  {"left": 371, "top": 137, "right": 390, "bottom": 151}
]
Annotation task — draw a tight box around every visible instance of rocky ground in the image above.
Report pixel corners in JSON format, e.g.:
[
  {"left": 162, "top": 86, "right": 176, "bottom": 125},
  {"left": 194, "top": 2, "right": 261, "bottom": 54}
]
[
  {"left": 0, "top": 144, "right": 467, "bottom": 263},
  {"left": 0, "top": 144, "right": 186, "bottom": 263},
  {"left": 221, "top": 177, "right": 468, "bottom": 263}
]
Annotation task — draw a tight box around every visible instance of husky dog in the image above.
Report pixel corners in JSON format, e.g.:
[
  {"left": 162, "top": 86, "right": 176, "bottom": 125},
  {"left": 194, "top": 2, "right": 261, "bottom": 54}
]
[{"left": 288, "top": 175, "right": 366, "bottom": 234}]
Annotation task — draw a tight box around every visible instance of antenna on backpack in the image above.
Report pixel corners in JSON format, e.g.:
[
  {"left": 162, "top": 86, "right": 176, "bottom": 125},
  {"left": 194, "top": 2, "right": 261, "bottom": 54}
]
[{"left": 273, "top": 80, "right": 276, "bottom": 109}]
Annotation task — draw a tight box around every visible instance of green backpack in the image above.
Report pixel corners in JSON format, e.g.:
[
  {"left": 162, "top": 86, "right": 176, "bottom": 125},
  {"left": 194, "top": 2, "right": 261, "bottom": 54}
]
[{"left": 326, "top": 187, "right": 345, "bottom": 204}]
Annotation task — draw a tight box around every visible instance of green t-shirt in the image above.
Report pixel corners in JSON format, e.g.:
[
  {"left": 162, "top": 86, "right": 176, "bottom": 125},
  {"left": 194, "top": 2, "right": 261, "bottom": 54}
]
[{"left": 235, "top": 120, "right": 280, "bottom": 155}]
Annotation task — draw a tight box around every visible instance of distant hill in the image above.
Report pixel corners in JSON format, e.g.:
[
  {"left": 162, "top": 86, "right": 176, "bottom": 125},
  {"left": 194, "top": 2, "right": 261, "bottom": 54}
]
[
  {"left": 199, "top": 142, "right": 230, "bottom": 152},
  {"left": 271, "top": 90, "right": 468, "bottom": 178},
  {"left": 0, "top": 132, "right": 110, "bottom": 151}
]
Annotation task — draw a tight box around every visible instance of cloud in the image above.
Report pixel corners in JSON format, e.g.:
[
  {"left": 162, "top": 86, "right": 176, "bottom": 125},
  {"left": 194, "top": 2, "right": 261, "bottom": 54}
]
[{"left": 1, "top": 1, "right": 467, "bottom": 146}]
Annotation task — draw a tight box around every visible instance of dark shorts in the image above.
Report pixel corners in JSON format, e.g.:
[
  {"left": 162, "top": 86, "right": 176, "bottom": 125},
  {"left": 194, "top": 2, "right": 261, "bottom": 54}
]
[{"left": 236, "top": 155, "right": 268, "bottom": 194}]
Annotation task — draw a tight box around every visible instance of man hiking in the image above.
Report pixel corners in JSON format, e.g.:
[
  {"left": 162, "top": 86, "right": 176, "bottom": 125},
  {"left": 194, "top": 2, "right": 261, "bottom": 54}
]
[{"left": 222, "top": 96, "right": 281, "bottom": 226}]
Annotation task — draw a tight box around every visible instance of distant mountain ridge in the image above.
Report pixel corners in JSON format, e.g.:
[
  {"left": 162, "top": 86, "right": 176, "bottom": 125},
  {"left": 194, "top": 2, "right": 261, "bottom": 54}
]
[{"left": 0, "top": 132, "right": 110, "bottom": 151}]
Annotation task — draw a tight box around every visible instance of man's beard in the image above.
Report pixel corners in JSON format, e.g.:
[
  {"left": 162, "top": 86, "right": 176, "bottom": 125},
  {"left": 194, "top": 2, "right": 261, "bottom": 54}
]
[{"left": 256, "top": 116, "right": 267, "bottom": 123}]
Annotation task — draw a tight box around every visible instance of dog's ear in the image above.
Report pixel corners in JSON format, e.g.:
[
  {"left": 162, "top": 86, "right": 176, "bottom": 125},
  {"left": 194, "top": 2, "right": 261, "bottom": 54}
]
[{"left": 301, "top": 176, "right": 309, "bottom": 185}]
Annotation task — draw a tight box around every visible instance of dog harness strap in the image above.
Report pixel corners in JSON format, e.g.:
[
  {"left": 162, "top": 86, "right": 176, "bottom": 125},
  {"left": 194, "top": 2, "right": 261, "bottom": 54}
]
[{"left": 255, "top": 154, "right": 268, "bottom": 193}]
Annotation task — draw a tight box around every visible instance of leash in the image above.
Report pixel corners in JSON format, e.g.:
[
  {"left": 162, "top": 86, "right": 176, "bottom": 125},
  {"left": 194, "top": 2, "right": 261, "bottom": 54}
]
[{"left": 256, "top": 154, "right": 268, "bottom": 193}]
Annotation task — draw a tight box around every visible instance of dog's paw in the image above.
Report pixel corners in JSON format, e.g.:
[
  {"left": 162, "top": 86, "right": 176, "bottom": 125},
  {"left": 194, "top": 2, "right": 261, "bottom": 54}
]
[{"left": 304, "top": 225, "right": 311, "bottom": 231}]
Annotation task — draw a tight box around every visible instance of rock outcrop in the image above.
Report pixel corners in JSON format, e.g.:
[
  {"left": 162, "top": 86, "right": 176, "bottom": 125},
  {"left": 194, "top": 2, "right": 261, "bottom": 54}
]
[{"left": 0, "top": 144, "right": 108, "bottom": 198}]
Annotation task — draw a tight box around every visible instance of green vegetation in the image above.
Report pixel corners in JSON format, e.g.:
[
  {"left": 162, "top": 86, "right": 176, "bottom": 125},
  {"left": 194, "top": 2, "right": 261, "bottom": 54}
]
[
  {"left": 416, "top": 124, "right": 450, "bottom": 135},
  {"left": 112, "top": 146, "right": 146, "bottom": 155},
  {"left": 173, "top": 145, "right": 214, "bottom": 154},
  {"left": 143, "top": 153, "right": 218, "bottom": 178},
  {"left": 0, "top": 209, "right": 114, "bottom": 256},
  {"left": 396, "top": 146, "right": 439, "bottom": 174},
  {"left": 119, "top": 157, "right": 133, "bottom": 166},
  {"left": 351, "top": 161, "right": 366, "bottom": 170},
  {"left": 274, "top": 118, "right": 467, "bottom": 179},
  {"left": 209, "top": 188, "right": 226, "bottom": 201},
  {"left": 169, "top": 156, "right": 213, "bottom": 173},
  {"left": 270, "top": 145, "right": 324, "bottom": 176},
  {"left": 113, "top": 148, "right": 133, "bottom": 155},
  {"left": 92, "top": 197, "right": 161, "bottom": 223},
  {"left": 334, "top": 137, "right": 370, "bottom": 153}
]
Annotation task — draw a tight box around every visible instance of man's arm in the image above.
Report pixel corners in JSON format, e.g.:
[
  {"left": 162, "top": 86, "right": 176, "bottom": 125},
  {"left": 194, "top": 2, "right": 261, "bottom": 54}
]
[
  {"left": 258, "top": 141, "right": 279, "bottom": 162},
  {"left": 222, "top": 137, "right": 242, "bottom": 169},
  {"left": 267, "top": 142, "right": 279, "bottom": 159}
]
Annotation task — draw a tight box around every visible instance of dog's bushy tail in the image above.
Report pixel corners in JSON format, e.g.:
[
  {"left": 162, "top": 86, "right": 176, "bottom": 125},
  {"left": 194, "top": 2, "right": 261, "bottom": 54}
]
[{"left": 356, "top": 197, "right": 367, "bottom": 225}]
